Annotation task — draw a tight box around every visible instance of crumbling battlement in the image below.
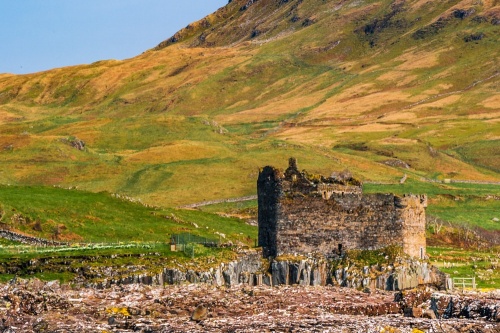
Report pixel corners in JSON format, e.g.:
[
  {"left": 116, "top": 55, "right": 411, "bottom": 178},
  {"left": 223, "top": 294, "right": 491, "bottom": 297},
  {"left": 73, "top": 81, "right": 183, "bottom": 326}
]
[{"left": 258, "top": 158, "right": 427, "bottom": 259}]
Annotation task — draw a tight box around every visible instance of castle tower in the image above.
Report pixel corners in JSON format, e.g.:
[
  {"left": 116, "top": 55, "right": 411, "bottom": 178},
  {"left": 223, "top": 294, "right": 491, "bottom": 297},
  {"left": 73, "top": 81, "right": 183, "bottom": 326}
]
[
  {"left": 257, "top": 166, "right": 282, "bottom": 257},
  {"left": 257, "top": 158, "right": 427, "bottom": 259}
]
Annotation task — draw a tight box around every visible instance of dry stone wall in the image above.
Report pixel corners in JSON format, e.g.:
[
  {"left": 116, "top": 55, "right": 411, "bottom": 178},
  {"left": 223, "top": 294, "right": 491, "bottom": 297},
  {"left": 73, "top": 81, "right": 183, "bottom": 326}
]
[{"left": 0, "top": 229, "right": 67, "bottom": 246}]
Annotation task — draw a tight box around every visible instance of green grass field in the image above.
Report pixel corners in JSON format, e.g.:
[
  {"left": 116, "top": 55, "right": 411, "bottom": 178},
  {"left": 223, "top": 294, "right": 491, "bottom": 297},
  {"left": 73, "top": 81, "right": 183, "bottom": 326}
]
[
  {"left": 0, "top": 185, "right": 257, "bottom": 244},
  {"left": 0, "top": 184, "right": 254, "bottom": 283},
  {"left": 428, "top": 246, "right": 500, "bottom": 290},
  {"left": 364, "top": 180, "right": 500, "bottom": 230}
]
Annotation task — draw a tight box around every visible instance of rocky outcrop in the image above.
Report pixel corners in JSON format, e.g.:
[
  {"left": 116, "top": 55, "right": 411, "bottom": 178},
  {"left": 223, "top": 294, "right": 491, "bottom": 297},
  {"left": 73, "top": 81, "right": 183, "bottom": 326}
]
[
  {"left": 396, "top": 289, "right": 500, "bottom": 322},
  {"left": 267, "top": 257, "right": 447, "bottom": 291},
  {"left": 271, "top": 258, "right": 328, "bottom": 286},
  {"left": 1, "top": 246, "right": 447, "bottom": 292},
  {"left": 383, "top": 159, "right": 410, "bottom": 169},
  {"left": 85, "top": 252, "right": 264, "bottom": 289},
  {"left": 59, "top": 136, "right": 85, "bottom": 151},
  {"left": 430, "top": 292, "right": 500, "bottom": 321},
  {"left": 82, "top": 252, "right": 447, "bottom": 293}
]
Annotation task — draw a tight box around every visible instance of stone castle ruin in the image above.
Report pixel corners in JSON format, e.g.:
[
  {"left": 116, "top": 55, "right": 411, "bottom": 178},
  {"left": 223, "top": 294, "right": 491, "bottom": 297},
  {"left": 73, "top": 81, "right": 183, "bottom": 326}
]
[{"left": 258, "top": 158, "right": 427, "bottom": 259}]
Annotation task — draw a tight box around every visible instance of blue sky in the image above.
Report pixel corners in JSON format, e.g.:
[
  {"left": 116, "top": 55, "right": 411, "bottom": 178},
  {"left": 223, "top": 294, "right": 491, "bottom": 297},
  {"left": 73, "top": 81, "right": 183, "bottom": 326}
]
[{"left": 0, "top": 0, "right": 228, "bottom": 74}]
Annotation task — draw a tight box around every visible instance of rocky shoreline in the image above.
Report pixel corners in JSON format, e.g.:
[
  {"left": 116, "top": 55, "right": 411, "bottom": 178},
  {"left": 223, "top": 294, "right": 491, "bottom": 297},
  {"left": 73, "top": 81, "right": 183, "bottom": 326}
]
[
  {"left": 0, "top": 279, "right": 498, "bottom": 332},
  {"left": 91, "top": 253, "right": 449, "bottom": 293},
  {"left": 3, "top": 249, "right": 449, "bottom": 292}
]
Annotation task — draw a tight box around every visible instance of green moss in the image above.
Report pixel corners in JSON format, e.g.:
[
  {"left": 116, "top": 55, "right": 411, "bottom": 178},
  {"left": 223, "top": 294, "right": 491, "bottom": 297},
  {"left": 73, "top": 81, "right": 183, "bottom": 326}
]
[
  {"left": 275, "top": 254, "right": 307, "bottom": 262},
  {"left": 31, "top": 272, "right": 76, "bottom": 284},
  {"left": 344, "top": 245, "right": 404, "bottom": 267}
]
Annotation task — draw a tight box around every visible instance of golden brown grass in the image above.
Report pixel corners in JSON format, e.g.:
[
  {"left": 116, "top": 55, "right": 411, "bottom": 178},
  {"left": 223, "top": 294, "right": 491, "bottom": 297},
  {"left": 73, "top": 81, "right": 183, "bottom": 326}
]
[
  {"left": 307, "top": 90, "right": 413, "bottom": 121},
  {"left": 124, "top": 141, "right": 229, "bottom": 164},
  {"left": 481, "top": 95, "right": 500, "bottom": 109},
  {"left": 411, "top": 95, "right": 461, "bottom": 110},
  {"left": 395, "top": 50, "right": 441, "bottom": 70}
]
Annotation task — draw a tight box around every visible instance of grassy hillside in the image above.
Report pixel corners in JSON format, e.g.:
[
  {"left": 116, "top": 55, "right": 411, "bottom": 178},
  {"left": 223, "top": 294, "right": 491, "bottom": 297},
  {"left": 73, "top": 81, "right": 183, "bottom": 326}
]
[
  {"left": 0, "top": 185, "right": 256, "bottom": 243},
  {"left": 0, "top": 0, "right": 498, "bottom": 209}
]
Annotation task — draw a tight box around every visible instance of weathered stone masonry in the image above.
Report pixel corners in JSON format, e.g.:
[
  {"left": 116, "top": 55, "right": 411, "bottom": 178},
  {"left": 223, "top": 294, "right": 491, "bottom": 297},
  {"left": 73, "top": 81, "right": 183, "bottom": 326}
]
[{"left": 258, "top": 158, "right": 427, "bottom": 259}]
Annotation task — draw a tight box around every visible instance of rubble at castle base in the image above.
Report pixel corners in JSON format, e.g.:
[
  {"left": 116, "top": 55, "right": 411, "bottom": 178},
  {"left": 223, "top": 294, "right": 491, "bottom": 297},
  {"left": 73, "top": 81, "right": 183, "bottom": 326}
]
[{"left": 0, "top": 280, "right": 498, "bottom": 333}]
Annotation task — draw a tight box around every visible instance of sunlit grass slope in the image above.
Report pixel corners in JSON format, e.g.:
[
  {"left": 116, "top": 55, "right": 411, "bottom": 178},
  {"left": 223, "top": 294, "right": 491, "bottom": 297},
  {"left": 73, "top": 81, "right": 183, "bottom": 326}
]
[{"left": 0, "top": 185, "right": 256, "bottom": 243}]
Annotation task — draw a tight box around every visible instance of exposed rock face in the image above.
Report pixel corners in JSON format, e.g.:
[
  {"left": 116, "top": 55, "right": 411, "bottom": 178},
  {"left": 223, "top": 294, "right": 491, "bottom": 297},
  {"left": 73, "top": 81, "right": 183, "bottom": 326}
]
[
  {"left": 88, "top": 253, "right": 446, "bottom": 293},
  {"left": 268, "top": 257, "right": 447, "bottom": 291},
  {"left": 258, "top": 158, "right": 427, "bottom": 259},
  {"left": 59, "top": 136, "right": 86, "bottom": 151},
  {"left": 430, "top": 293, "right": 500, "bottom": 321},
  {"left": 80, "top": 252, "right": 264, "bottom": 289},
  {"left": 0, "top": 280, "right": 498, "bottom": 332},
  {"left": 383, "top": 159, "right": 411, "bottom": 169},
  {"left": 0, "top": 248, "right": 447, "bottom": 292}
]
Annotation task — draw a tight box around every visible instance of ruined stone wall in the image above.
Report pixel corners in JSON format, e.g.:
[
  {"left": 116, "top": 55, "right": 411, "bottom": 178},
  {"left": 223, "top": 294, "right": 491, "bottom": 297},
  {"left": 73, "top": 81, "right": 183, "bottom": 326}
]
[
  {"left": 276, "top": 193, "right": 409, "bottom": 257},
  {"left": 258, "top": 159, "right": 427, "bottom": 259}
]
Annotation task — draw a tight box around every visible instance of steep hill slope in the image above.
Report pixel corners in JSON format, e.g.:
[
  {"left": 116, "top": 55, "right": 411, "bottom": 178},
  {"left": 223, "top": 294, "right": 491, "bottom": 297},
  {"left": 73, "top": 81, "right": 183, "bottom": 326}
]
[{"left": 0, "top": 0, "right": 498, "bottom": 207}]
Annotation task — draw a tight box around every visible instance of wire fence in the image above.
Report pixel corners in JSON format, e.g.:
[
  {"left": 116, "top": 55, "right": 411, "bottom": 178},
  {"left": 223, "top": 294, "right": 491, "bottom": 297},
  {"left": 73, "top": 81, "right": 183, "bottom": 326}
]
[
  {"left": 171, "top": 233, "right": 219, "bottom": 246},
  {"left": 0, "top": 231, "right": 227, "bottom": 259},
  {"left": 0, "top": 241, "right": 166, "bottom": 255},
  {"left": 170, "top": 233, "right": 220, "bottom": 258}
]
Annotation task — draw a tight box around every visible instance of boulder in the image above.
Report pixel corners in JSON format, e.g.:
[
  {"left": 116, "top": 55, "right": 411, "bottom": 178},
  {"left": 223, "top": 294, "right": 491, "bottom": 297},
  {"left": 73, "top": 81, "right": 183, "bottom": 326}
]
[{"left": 191, "top": 304, "right": 208, "bottom": 322}]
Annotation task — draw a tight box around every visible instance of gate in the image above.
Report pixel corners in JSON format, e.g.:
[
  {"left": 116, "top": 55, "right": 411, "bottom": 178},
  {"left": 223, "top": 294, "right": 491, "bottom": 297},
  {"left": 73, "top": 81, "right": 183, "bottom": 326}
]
[{"left": 452, "top": 277, "right": 476, "bottom": 291}]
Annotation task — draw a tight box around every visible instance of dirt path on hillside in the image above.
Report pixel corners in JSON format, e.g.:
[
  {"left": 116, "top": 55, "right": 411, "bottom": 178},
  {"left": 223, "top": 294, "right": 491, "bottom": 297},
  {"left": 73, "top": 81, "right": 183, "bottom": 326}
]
[{"left": 179, "top": 195, "right": 258, "bottom": 209}]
